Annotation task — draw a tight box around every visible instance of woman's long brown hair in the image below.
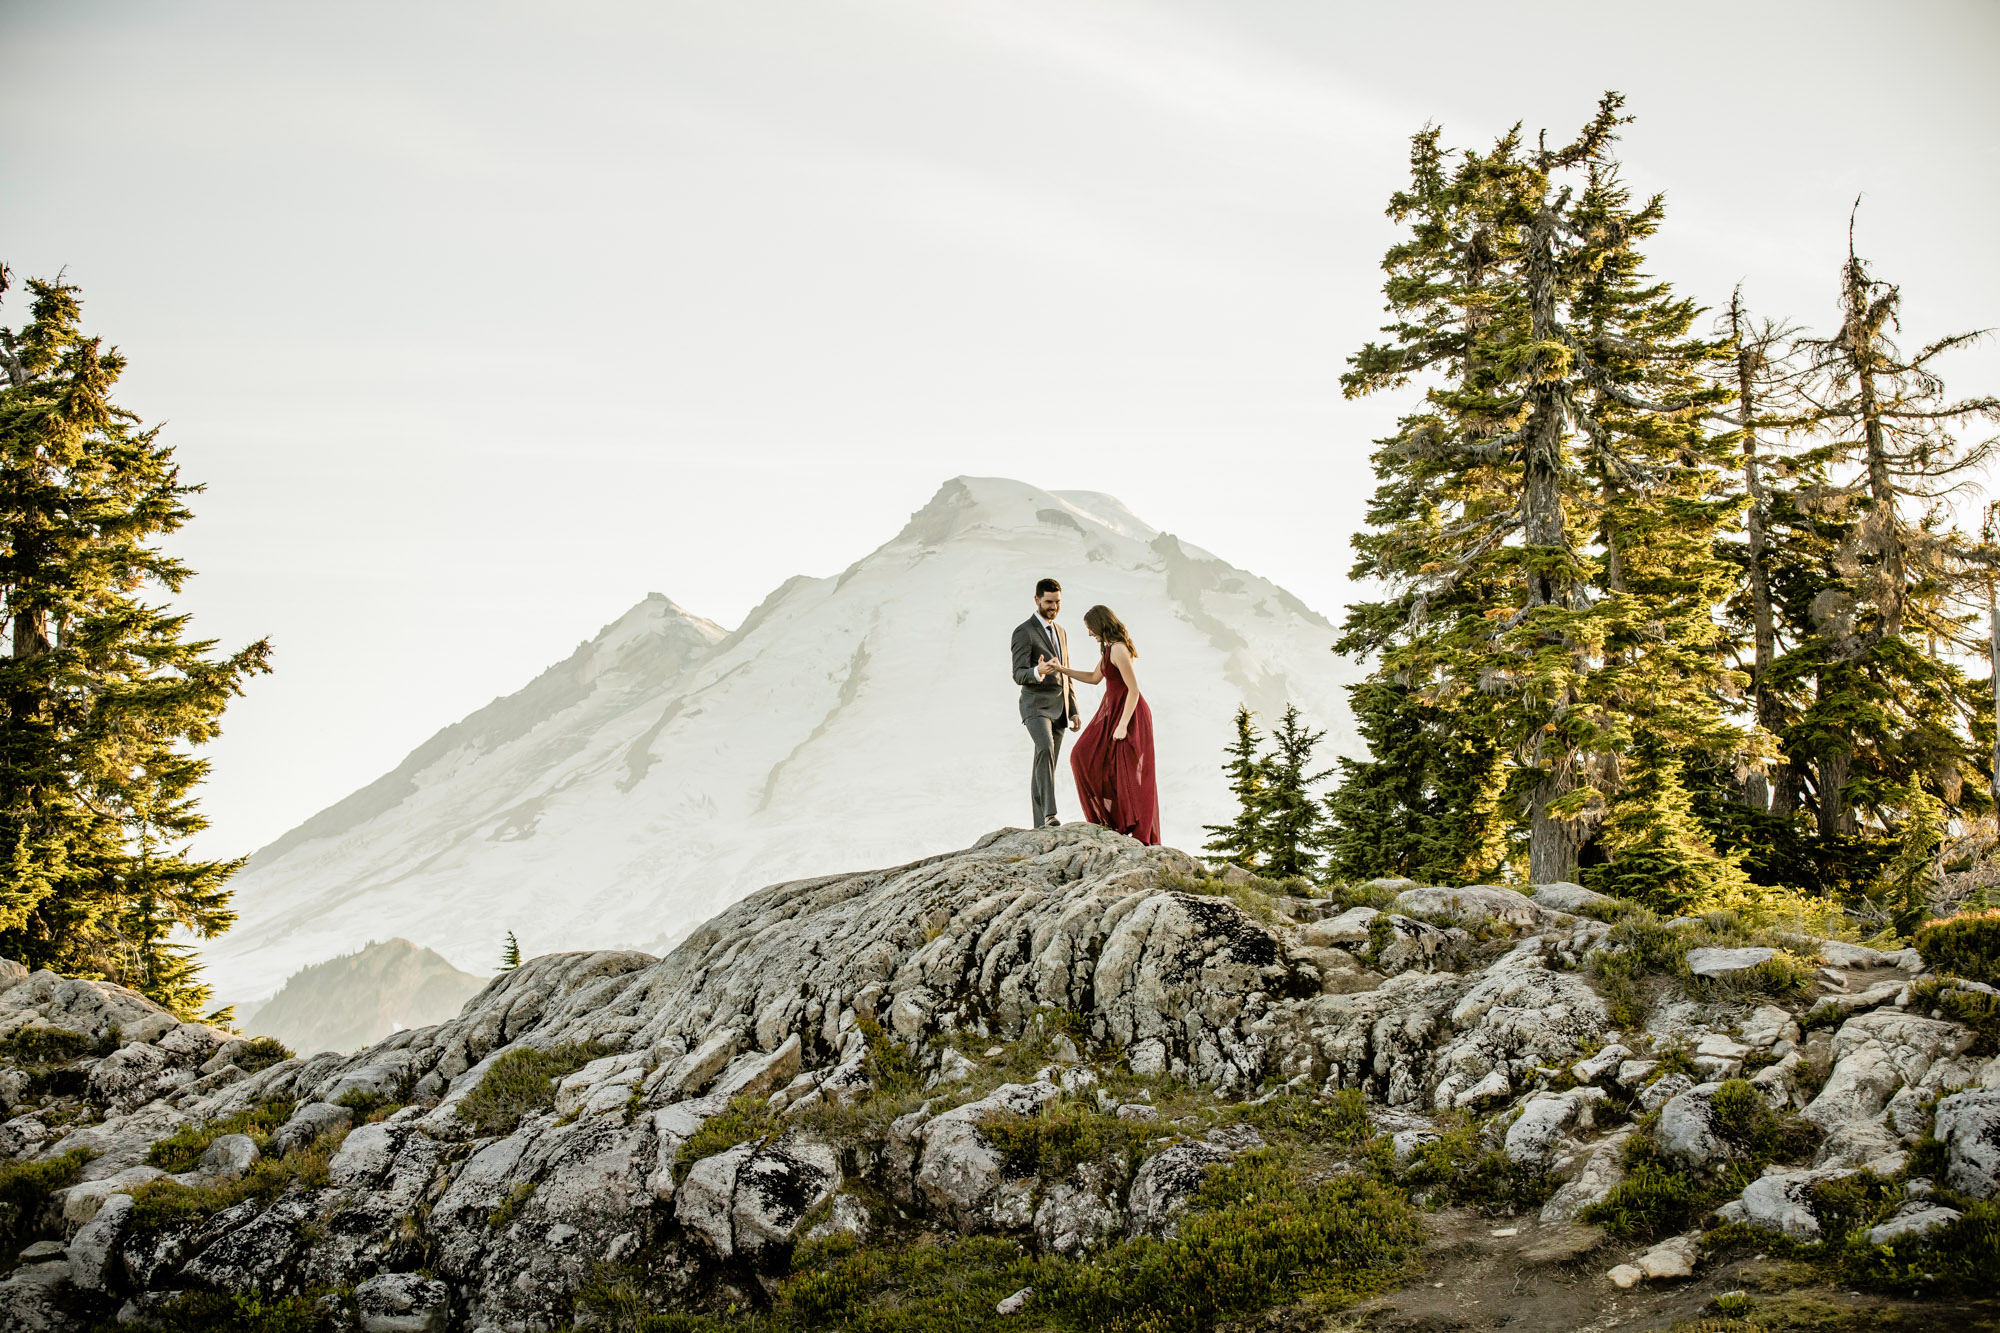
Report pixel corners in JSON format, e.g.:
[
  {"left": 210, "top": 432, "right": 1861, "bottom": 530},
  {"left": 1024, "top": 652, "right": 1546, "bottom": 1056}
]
[{"left": 1083, "top": 605, "right": 1136, "bottom": 658}]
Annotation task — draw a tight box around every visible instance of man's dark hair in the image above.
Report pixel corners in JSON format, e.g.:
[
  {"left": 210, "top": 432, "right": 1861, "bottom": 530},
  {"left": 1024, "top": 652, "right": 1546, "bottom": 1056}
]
[{"left": 1035, "top": 578, "right": 1061, "bottom": 598}]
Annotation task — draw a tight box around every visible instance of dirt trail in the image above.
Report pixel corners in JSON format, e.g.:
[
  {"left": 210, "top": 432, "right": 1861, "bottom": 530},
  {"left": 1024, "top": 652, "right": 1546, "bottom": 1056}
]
[{"left": 1326, "top": 1210, "right": 2000, "bottom": 1332}]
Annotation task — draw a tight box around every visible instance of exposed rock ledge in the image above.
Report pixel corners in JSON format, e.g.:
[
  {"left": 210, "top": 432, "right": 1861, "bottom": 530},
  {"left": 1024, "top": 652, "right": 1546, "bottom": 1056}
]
[{"left": 0, "top": 824, "right": 1994, "bottom": 1331}]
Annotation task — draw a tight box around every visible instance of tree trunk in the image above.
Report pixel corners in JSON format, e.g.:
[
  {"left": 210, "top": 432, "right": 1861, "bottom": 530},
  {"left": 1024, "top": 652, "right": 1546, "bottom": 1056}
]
[
  {"left": 1844, "top": 252, "right": 1905, "bottom": 649},
  {"left": 1816, "top": 749, "right": 1857, "bottom": 838},
  {"left": 1989, "top": 598, "right": 1999, "bottom": 824},
  {"left": 1733, "top": 293, "right": 1782, "bottom": 812},
  {"left": 1530, "top": 777, "right": 1587, "bottom": 883},
  {"left": 1520, "top": 205, "right": 1569, "bottom": 605},
  {"left": 1518, "top": 201, "right": 1583, "bottom": 870}
]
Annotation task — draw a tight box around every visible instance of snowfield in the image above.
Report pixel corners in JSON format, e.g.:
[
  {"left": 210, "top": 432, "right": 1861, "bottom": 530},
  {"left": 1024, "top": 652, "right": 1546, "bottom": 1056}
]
[{"left": 201, "top": 477, "right": 1362, "bottom": 1001}]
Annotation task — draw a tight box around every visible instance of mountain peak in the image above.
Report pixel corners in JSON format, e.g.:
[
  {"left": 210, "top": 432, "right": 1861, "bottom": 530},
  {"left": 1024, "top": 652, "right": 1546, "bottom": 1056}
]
[
  {"left": 893, "top": 476, "right": 1161, "bottom": 549},
  {"left": 206, "top": 475, "right": 1358, "bottom": 1000}
]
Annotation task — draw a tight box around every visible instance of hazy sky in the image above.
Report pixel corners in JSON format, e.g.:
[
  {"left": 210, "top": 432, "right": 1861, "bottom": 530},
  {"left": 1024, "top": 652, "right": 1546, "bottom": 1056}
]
[{"left": 3, "top": 0, "right": 1996, "bottom": 858}]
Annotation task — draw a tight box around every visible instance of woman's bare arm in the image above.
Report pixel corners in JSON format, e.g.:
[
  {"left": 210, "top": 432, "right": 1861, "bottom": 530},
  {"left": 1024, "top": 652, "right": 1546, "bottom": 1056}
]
[
  {"left": 1041, "top": 654, "right": 1103, "bottom": 686},
  {"left": 1111, "top": 643, "right": 1139, "bottom": 739}
]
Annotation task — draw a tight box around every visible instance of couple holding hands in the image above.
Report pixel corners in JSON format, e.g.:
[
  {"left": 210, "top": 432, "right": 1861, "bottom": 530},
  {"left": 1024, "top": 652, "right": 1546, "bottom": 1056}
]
[{"left": 1009, "top": 578, "right": 1159, "bottom": 845}]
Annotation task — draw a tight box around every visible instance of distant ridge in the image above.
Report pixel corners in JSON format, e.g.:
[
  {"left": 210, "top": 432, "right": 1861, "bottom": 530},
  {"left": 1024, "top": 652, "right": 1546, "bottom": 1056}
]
[{"left": 244, "top": 939, "right": 490, "bottom": 1056}]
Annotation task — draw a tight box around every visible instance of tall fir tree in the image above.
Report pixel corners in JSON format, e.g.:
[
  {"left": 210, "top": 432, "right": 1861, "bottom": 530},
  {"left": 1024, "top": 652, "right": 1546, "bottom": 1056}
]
[
  {"left": 1256, "top": 705, "right": 1334, "bottom": 880},
  {"left": 1334, "top": 96, "right": 1749, "bottom": 897},
  {"left": 1328, "top": 120, "right": 1523, "bottom": 884},
  {"left": 0, "top": 270, "right": 271, "bottom": 1016},
  {"left": 1754, "top": 225, "right": 1999, "bottom": 922},
  {"left": 1559, "top": 161, "right": 1751, "bottom": 903},
  {"left": 1202, "top": 706, "right": 1267, "bottom": 871}
]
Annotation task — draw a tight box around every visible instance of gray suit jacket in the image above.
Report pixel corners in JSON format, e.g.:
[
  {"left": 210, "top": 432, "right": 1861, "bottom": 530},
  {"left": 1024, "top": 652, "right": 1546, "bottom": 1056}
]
[{"left": 1012, "top": 616, "right": 1077, "bottom": 722}]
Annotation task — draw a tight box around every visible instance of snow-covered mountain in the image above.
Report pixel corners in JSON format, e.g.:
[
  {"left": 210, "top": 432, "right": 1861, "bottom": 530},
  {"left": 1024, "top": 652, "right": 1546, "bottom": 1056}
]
[{"left": 201, "top": 478, "right": 1362, "bottom": 1001}]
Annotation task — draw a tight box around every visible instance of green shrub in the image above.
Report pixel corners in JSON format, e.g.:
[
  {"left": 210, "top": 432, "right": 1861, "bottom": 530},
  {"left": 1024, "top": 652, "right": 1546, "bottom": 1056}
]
[
  {"left": 857, "top": 1015, "right": 923, "bottom": 1100},
  {"left": 334, "top": 1086, "right": 412, "bottom": 1123},
  {"left": 148, "top": 1101, "right": 294, "bottom": 1172},
  {"left": 674, "top": 1093, "right": 780, "bottom": 1182},
  {"left": 1583, "top": 1159, "right": 1705, "bottom": 1240},
  {"left": 979, "top": 1100, "right": 1145, "bottom": 1180},
  {"left": 456, "top": 1040, "right": 617, "bottom": 1137},
  {"left": 1710, "top": 1079, "right": 1784, "bottom": 1159},
  {"left": 0, "top": 1147, "right": 93, "bottom": 1249},
  {"left": 234, "top": 1036, "right": 295, "bottom": 1074},
  {"left": 1384, "top": 1119, "right": 1552, "bottom": 1212},
  {"left": 1044, "top": 1151, "right": 1421, "bottom": 1330},
  {"left": 1832, "top": 1196, "right": 2000, "bottom": 1295},
  {"left": 1590, "top": 912, "right": 1812, "bottom": 1003},
  {"left": 129, "top": 1131, "right": 341, "bottom": 1231},
  {"left": 768, "top": 1150, "right": 1420, "bottom": 1333},
  {"left": 1914, "top": 909, "right": 2000, "bottom": 985},
  {"left": 1698, "top": 951, "right": 1815, "bottom": 1002},
  {"left": 1653, "top": 1042, "right": 1696, "bottom": 1079},
  {"left": 138, "top": 1288, "right": 348, "bottom": 1333},
  {"left": 1324, "top": 878, "right": 1406, "bottom": 912},
  {"left": 1908, "top": 978, "right": 2000, "bottom": 1055},
  {"left": 0, "top": 1025, "right": 107, "bottom": 1065},
  {"left": 1231, "top": 1087, "right": 1370, "bottom": 1149}
]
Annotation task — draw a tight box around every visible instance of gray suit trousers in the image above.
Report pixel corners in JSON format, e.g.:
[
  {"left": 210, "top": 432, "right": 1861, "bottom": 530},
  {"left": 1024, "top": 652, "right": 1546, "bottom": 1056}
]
[{"left": 1021, "top": 693, "right": 1070, "bottom": 828}]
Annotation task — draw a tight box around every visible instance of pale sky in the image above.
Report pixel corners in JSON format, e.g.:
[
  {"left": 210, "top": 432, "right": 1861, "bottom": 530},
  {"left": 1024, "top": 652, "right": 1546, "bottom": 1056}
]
[{"left": 2, "top": 0, "right": 1996, "bottom": 859}]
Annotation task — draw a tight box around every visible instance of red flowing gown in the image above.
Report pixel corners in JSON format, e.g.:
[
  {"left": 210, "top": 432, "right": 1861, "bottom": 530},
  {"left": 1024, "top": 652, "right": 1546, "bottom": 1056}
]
[{"left": 1070, "top": 650, "right": 1160, "bottom": 845}]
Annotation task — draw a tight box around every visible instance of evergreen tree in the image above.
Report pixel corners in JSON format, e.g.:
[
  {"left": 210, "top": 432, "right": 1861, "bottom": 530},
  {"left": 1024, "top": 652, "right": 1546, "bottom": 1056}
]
[
  {"left": 1747, "top": 226, "right": 1999, "bottom": 923},
  {"left": 1256, "top": 705, "right": 1333, "bottom": 879},
  {"left": 1326, "top": 677, "right": 1505, "bottom": 883},
  {"left": 1786, "top": 226, "right": 1997, "bottom": 831},
  {"left": 501, "top": 931, "right": 522, "bottom": 971},
  {"left": 1329, "top": 121, "right": 1526, "bottom": 884},
  {"left": 1202, "top": 706, "right": 1267, "bottom": 871},
  {"left": 1583, "top": 739, "right": 1749, "bottom": 912},
  {"left": 1557, "top": 161, "right": 1751, "bottom": 904},
  {"left": 1335, "top": 96, "right": 1749, "bottom": 895},
  {"left": 0, "top": 270, "right": 271, "bottom": 1016}
]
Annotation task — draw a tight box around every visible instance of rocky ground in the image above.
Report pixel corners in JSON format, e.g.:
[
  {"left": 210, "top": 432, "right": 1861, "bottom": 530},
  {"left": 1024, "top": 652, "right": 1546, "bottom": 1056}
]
[{"left": 0, "top": 824, "right": 1995, "bottom": 1332}]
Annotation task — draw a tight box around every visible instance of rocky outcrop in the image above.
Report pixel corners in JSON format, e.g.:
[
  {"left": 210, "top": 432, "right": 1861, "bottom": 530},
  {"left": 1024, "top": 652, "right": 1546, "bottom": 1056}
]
[{"left": 0, "top": 823, "right": 1994, "bottom": 1330}]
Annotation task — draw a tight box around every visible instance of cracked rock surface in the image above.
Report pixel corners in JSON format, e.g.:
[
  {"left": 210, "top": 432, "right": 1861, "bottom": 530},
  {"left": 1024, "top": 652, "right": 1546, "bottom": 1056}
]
[{"left": 0, "top": 823, "right": 1995, "bottom": 1330}]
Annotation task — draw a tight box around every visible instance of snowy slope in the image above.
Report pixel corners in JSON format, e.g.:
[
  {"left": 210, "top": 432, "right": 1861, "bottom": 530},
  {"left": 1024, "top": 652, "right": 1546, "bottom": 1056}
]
[{"left": 202, "top": 478, "right": 1362, "bottom": 1000}]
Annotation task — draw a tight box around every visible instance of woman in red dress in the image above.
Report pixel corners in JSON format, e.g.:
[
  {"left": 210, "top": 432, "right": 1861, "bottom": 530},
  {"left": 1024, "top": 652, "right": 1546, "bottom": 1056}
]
[{"left": 1040, "top": 604, "right": 1160, "bottom": 845}]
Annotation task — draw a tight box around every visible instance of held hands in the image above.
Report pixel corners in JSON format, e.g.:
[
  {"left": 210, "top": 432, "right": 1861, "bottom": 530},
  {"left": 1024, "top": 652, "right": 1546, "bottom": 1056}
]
[{"left": 1036, "top": 654, "right": 1058, "bottom": 680}]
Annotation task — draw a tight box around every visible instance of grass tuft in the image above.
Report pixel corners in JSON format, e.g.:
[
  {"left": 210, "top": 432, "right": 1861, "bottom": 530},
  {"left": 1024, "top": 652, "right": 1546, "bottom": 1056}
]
[
  {"left": 456, "top": 1041, "right": 618, "bottom": 1137},
  {"left": 233, "top": 1036, "right": 295, "bottom": 1074},
  {"left": 0, "top": 1147, "right": 94, "bottom": 1251},
  {"left": 128, "top": 1129, "right": 342, "bottom": 1231},
  {"left": 147, "top": 1101, "right": 294, "bottom": 1172},
  {"left": 674, "top": 1093, "right": 782, "bottom": 1182}
]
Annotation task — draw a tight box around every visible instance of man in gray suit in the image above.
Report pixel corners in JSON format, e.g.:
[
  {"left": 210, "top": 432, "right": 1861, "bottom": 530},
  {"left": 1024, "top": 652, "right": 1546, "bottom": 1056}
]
[{"left": 1012, "top": 578, "right": 1080, "bottom": 828}]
